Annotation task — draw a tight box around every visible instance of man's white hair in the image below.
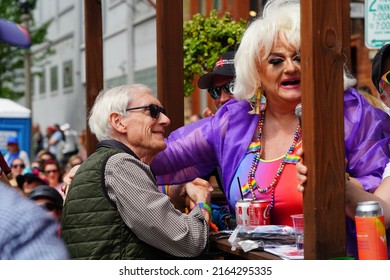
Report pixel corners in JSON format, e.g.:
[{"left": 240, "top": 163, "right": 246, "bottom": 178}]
[{"left": 88, "top": 84, "right": 152, "bottom": 141}]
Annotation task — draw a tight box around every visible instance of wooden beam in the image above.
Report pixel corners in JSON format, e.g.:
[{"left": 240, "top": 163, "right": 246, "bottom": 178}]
[
  {"left": 301, "top": 0, "right": 347, "bottom": 259},
  {"left": 156, "top": 1, "right": 184, "bottom": 134},
  {"left": 342, "top": 0, "right": 352, "bottom": 70},
  {"left": 84, "top": 0, "right": 102, "bottom": 156},
  {"left": 231, "top": 0, "right": 250, "bottom": 21}
]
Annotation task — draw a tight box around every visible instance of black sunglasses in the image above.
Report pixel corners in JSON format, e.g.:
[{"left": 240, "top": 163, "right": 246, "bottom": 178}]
[
  {"left": 126, "top": 104, "right": 167, "bottom": 119},
  {"left": 12, "top": 164, "right": 25, "bottom": 168},
  {"left": 40, "top": 202, "right": 57, "bottom": 212},
  {"left": 207, "top": 81, "right": 234, "bottom": 100}
]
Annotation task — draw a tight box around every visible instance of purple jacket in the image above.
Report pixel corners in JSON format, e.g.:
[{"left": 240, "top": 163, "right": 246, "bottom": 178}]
[
  {"left": 152, "top": 87, "right": 390, "bottom": 196},
  {"left": 152, "top": 87, "right": 390, "bottom": 258}
]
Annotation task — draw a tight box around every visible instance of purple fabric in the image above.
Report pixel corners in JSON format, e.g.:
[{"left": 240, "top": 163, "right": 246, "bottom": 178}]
[
  {"left": 152, "top": 87, "right": 390, "bottom": 195},
  {"left": 343, "top": 87, "right": 390, "bottom": 192},
  {"left": 151, "top": 87, "right": 390, "bottom": 258}
]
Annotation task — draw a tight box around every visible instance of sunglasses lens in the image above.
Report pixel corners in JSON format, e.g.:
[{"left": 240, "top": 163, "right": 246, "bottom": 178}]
[
  {"left": 41, "top": 203, "right": 56, "bottom": 211},
  {"left": 380, "top": 70, "right": 390, "bottom": 94},
  {"left": 148, "top": 105, "right": 166, "bottom": 119},
  {"left": 385, "top": 71, "right": 390, "bottom": 83},
  {"left": 222, "top": 81, "right": 234, "bottom": 95},
  {"left": 207, "top": 87, "right": 221, "bottom": 99}
]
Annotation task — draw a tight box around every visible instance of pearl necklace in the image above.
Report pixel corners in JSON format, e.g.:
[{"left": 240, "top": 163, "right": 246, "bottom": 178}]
[{"left": 246, "top": 110, "right": 301, "bottom": 209}]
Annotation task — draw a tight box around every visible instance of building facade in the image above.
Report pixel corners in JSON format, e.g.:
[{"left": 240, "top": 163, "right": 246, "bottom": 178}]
[
  {"left": 31, "top": 0, "right": 158, "bottom": 133},
  {"left": 29, "top": 0, "right": 377, "bottom": 135}
]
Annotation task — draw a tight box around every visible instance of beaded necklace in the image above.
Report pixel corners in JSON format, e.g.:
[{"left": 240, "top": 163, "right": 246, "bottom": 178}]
[{"left": 246, "top": 110, "right": 301, "bottom": 209}]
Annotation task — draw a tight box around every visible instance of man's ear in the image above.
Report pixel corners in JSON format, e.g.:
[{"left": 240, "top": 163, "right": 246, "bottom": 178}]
[{"left": 109, "top": 112, "right": 127, "bottom": 134}]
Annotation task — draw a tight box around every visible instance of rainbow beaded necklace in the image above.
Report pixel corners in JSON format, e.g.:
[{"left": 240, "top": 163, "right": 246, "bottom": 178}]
[{"left": 246, "top": 110, "right": 301, "bottom": 209}]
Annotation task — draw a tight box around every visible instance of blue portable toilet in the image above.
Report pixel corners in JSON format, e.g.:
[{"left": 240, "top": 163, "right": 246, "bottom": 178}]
[{"left": 0, "top": 98, "right": 31, "bottom": 157}]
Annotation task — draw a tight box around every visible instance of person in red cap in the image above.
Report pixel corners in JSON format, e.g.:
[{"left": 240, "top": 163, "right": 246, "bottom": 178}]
[{"left": 197, "top": 51, "right": 236, "bottom": 117}]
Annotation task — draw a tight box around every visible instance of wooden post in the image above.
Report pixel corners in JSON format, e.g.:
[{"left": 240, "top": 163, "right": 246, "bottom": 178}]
[
  {"left": 83, "top": 0, "right": 102, "bottom": 156},
  {"left": 301, "top": 0, "right": 347, "bottom": 259},
  {"left": 156, "top": 1, "right": 184, "bottom": 134},
  {"left": 342, "top": 0, "right": 352, "bottom": 70}
]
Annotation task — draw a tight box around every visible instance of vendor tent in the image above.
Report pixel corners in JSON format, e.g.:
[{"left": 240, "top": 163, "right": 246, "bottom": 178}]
[{"left": 0, "top": 98, "right": 31, "bottom": 157}]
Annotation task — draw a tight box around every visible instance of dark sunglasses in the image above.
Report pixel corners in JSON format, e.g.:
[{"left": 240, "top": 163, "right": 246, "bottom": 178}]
[
  {"left": 26, "top": 177, "right": 41, "bottom": 184},
  {"left": 126, "top": 104, "right": 167, "bottom": 119},
  {"left": 45, "top": 169, "right": 59, "bottom": 174},
  {"left": 12, "top": 164, "right": 25, "bottom": 168},
  {"left": 39, "top": 202, "right": 57, "bottom": 212},
  {"left": 207, "top": 81, "right": 234, "bottom": 100}
]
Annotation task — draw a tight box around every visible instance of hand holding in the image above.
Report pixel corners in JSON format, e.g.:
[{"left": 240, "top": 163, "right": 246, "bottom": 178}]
[
  {"left": 180, "top": 178, "right": 212, "bottom": 210},
  {"left": 62, "top": 164, "right": 81, "bottom": 196},
  {"left": 202, "top": 107, "right": 214, "bottom": 118},
  {"left": 295, "top": 148, "right": 307, "bottom": 193}
]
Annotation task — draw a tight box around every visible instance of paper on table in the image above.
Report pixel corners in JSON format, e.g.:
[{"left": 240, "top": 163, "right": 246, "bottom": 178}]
[{"left": 264, "top": 245, "right": 304, "bottom": 260}]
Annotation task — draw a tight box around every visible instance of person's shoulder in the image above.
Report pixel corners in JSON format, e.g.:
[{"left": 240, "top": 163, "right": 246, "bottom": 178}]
[
  {"left": 19, "top": 150, "right": 29, "bottom": 156},
  {"left": 216, "top": 98, "right": 250, "bottom": 116},
  {"left": 0, "top": 185, "right": 69, "bottom": 259},
  {"left": 0, "top": 183, "right": 44, "bottom": 232},
  {"left": 344, "top": 87, "right": 390, "bottom": 128},
  {"left": 107, "top": 152, "right": 144, "bottom": 168},
  {"left": 344, "top": 87, "right": 385, "bottom": 112},
  {"left": 0, "top": 182, "right": 26, "bottom": 206},
  {"left": 0, "top": 183, "right": 42, "bottom": 222}
]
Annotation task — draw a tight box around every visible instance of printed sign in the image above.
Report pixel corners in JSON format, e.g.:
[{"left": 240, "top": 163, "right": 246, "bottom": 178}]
[{"left": 365, "top": 0, "right": 390, "bottom": 49}]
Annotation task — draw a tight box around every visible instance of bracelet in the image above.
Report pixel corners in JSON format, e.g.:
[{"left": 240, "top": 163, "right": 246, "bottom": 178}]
[
  {"left": 197, "top": 202, "right": 212, "bottom": 217},
  {"left": 160, "top": 185, "right": 169, "bottom": 195}
]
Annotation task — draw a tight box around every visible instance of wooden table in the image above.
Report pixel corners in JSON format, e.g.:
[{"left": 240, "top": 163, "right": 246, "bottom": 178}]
[{"left": 209, "top": 236, "right": 282, "bottom": 260}]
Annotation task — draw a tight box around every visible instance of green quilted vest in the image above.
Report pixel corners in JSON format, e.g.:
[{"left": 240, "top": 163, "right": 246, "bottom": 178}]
[{"left": 61, "top": 140, "right": 168, "bottom": 259}]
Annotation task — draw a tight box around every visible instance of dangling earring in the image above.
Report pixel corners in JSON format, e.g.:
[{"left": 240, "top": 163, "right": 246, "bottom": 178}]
[{"left": 250, "top": 88, "right": 266, "bottom": 115}]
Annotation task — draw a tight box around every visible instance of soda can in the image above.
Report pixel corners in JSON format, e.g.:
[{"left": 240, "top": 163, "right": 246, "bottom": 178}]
[
  {"left": 249, "top": 200, "right": 271, "bottom": 225},
  {"left": 235, "top": 199, "right": 252, "bottom": 226},
  {"left": 355, "top": 201, "right": 388, "bottom": 260}
]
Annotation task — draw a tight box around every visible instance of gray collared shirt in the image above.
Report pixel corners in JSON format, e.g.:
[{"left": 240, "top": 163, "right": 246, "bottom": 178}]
[{"left": 105, "top": 153, "right": 209, "bottom": 258}]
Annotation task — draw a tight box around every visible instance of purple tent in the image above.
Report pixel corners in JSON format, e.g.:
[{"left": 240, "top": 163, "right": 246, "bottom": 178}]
[{"left": 0, "top": 17, "right": 30, "bottom": 48}]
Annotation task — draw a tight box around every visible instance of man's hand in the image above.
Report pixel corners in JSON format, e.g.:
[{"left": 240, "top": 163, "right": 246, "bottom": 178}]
[
  {"left": 180, "top": 178, "right": 213, "bottom": 210},
  {"left": 62, "top": 164, "right": 81, "bottom": 196},
  {"left": 202, "top": 107, "right": 214, "bottom": 118}
]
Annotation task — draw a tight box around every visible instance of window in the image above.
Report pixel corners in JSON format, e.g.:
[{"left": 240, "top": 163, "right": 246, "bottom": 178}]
[
  {"left": 50, "top": 65, "right": 58, "bottom": 92},
  {"left": 63, "top": 60, "right": 73, "bottom": 88},
  {"left": 39, "top": 68, "right": 46, "bottom": 95}
]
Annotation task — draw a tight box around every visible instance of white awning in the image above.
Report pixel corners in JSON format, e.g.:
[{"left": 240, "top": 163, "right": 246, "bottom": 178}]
[{"left": 0, "top": 98, "right": 31, "bottom": 118}]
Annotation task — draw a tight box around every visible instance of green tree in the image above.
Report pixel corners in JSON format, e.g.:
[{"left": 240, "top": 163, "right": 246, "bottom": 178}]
[
  {"left": 183, "top": 10, "right": 247, "bottom": 96},
  {"left": 0, "top": 0, "right": 53, "bottom": 100}
]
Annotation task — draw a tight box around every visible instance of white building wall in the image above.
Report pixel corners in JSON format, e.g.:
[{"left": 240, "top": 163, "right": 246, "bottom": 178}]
[{"left": 30, "top": 0, "right": 157, "bottom": 135}]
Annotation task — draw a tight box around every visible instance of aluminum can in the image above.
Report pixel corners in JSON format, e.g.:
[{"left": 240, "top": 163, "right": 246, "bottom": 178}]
[
  {"left": 249, "top": 200, "right": 271, "bottom": 225},
  {"left": 235, "top": 199, "right": 252, "bottom": 226},
  {"left": 355, "top": 201, "right": 388, "bottom": 260}
]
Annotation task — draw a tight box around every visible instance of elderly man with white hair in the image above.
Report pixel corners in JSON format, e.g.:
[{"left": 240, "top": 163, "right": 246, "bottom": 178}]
[{"left": 61, "top": 84, "right": 212, "bottom": 260}]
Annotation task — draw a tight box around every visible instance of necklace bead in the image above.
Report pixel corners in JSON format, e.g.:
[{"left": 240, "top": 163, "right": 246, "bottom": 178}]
[{"left": 246, "top": 111, "right": 301, "bottom": 210}]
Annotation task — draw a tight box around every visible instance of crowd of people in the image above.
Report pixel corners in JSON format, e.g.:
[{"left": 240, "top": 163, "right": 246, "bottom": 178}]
[
  {"left": 1, "top": 0, "right": 390, "bottom": 260},
  {"left": 0, "top": 122, "right": 86, "bottom": 259}
]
